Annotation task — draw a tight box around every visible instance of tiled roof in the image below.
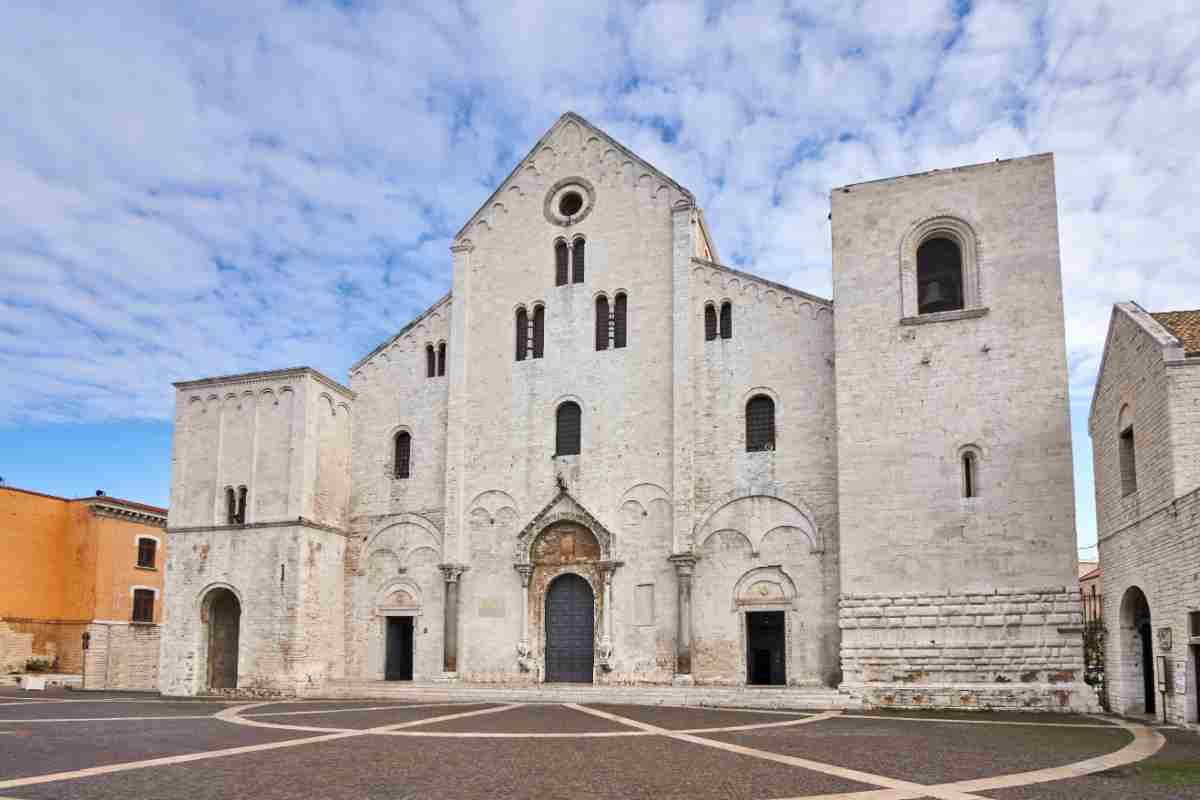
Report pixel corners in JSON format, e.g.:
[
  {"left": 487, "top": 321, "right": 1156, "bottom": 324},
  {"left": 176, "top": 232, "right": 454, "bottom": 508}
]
[{"left": 1151, "top": 309, "right": 1200, "bottom": 356}]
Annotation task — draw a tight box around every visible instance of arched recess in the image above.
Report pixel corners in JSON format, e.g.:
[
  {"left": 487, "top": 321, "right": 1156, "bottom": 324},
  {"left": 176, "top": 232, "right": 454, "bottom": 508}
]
[
  {"left": 732, "top": 566, "right": 799, "bottom": 613},
  {"left": 375, "top": 578, "right": 423, "bottom": 617},
  {"left": 515, "top": 511, "right": 614, "bottom": 564},
  {"left": 363, "top": 514, "right": 443, "bottom": 558},
  {"left": 199, "top": 585, "right": 242, "bottom": 691},
  {"left": 899, "top": 214, "right": 982, "bottom": 319},
  {"left": 693, "top": 487, "right": 820, "bottom": 555},
  {"left": 1118, "top": 586, "right": 1156, "bottom": 715}
]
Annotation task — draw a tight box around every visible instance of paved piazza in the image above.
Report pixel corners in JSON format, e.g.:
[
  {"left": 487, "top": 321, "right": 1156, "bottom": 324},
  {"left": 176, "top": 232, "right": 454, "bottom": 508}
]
[{"left": 0, "top": 690, "right": 1196, "bottom": 799}]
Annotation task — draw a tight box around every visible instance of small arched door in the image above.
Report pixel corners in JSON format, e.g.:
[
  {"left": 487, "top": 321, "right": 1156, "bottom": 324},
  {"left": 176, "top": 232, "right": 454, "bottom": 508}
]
[
  {"left": 545, "top": 574, "right": 594, "bottom": 683},
  {"left": 205, "top": 588, "right": 241, "bottom": 690}
]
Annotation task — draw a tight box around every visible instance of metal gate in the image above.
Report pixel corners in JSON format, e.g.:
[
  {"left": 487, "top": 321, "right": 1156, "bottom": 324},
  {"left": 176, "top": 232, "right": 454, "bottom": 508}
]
[{"left": 545, "top": 574, "right": 594, "bottom": 683}]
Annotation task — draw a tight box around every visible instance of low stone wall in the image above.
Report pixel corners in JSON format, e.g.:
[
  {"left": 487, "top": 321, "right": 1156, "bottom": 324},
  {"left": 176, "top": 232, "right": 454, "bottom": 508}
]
[
  {"left": 82, "top": 622, "right": 161, "bottom": 691},
  {"left": 0, "top": 618, "right": 88, "bottom": 673},
  {"left": 839, "top": 588, "right": 1097, "bottom": 710}
]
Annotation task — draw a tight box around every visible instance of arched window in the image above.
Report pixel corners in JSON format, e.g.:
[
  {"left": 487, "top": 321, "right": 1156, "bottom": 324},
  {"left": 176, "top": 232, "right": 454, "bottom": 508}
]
[
  {"left": 554, "top": 240, "right": 569, "bottom": 286},
  {"left": 235, "top": 486, "right": 248, "bottom": 524},
  {"left": 425, "top": 344, "right": 435, "bottom": 378},
  {"left": 225, "top": 487, "right": 237, "bottom": 524},
  {"left": 595, "top": 295, "right": 609, "bottom": 351},
  {"left": 556, "top": 402, "right": 582, "bottom": 456},
  {"left": 704, "top": 304, "right": 717, "bottom": 341},
  {"left": 532, "top": 305, "right": 545, "bottom": 359},
  {"left": 394, "top": 431, "right": 412, "bottom": 479},
  {"left": 437, "top": 342, "right": 446, "bottom": 376},
  {"left": 572, "top": 238, "right": 585, "bottom": 283},
  {"left": 1119, "top": 406, "right": 1137, "bottom": 495},
  {"left": 746, "top": 395, "right": 775, "bottom": 452},
  {"left": 962, "top": 452, "right": 978, "bottom": 498},
  {"left": 515, "top": 308, "right": 528, "bottom": 361},
  {"left": 613, "top": 293, "right": 627, "bottom": 349},
  {"left": 720, "top": 301, "right": 732, "bottom": 339},
  {"left": 916, "top": 237, "right": 964, "bottom": 314}
]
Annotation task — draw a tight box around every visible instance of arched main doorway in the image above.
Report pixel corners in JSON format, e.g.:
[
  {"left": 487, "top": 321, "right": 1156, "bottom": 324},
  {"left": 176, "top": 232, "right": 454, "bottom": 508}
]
[
  {"left": 545, "top": 573, "right": 594, "bottom": 683},
  {"left": 1119, "top": 586, "right": 1154, "bottom": 715},
  {"left": 203, "top": 588, "right": 241, "bottom": 690}
]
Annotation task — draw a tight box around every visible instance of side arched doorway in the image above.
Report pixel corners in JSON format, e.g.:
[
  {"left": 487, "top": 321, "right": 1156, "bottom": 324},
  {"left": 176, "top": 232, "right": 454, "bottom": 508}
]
[
  {"left": 1119, "top": 586, "right": 1154, "bottom": 715},
  {"left": 545, "top": 573, "right": 594, "bottom": 683},
  {"left": 203, "top": 588, "right": 241, "bottom": 690}
]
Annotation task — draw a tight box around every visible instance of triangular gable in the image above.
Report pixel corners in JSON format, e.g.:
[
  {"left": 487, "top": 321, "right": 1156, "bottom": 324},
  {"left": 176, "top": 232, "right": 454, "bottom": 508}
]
[
  {"left": 454, "top": 111, "right": 695, "bottom": 242},
  {"left": 514, "top": 485, "right": 616, "bottom": 563},
  {"left": 349, "top": 292, "right": 452, "bottom": 375},
  {"left": 1088, "top": 301, "right": 1185, "bottom": 429}
]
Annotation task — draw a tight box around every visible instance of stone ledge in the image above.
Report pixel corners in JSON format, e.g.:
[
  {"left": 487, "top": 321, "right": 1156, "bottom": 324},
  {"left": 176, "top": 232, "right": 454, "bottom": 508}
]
[{"left": 899, "top": 306, "right": 989, "bottom": 326}]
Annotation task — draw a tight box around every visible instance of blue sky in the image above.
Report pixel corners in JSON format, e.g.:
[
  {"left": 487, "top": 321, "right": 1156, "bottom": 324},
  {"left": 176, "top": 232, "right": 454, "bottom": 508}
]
[{"left": 3, "top": 1, "right": 1199, "bottom": 557}]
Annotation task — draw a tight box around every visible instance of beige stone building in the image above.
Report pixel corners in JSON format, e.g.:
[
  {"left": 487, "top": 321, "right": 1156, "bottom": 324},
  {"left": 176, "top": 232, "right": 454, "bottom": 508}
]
[
  {"left": 1090, "top": 303, "right": 1200, "bottom": 726},
  {"left": 161, "top": 113, "right": 1093, "bottom": 709}
]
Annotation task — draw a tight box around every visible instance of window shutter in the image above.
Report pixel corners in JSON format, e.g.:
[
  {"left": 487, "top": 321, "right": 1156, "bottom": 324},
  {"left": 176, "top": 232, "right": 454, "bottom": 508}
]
[
  {"left": 555, "top": 241, "right": 569, "bottom": 286},
  {"left": 437, "top": 343, "right": 446, "bottom": 376},
  {"left": 395, "top": 432, "right": 412, "bottom": 479},
  {"left": 572, "top": 239, "right": 585, "bottom": 283},
  {"left": 426, "top": 345, "right": 435, "bottom": 378},
  {"left": 613, "top": 294, "right": 627, "bottom": 349},
  {"left": 746, "top": 395, "right": 775, "bottom": 452},
  {"left": 532, "top": 305, "right": 545, "bottom": 359},
  {"left": 137, "top": 539, "right": 156, "bottom": 568},
  {"left": 132, "top": 590, "right": 154, "bottom": 623},
  {"left": 556, "top": 402, "right": 582, "bottom": 456},
  {"left": 516, "top": 308, "right": 528, "bottom": 361},
  {"left": 595, "top": 296, "right": 609, "bottom": 351},
  {"left": 704, "top": 305, "right": 717, "bottom": 341},
  {"left": 720, "top": 302, "right": 732, "bottom": 339}
]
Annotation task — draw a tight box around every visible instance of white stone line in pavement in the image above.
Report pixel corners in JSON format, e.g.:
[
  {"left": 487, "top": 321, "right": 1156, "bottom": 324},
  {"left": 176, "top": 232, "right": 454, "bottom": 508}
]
[
  {"left": 568, "top": 704, "right": 987, "bottom": 800},
  {"left": 0, "top": 702, "right": 527, "bottom": 792},
  {"left": 0, "top": 715, "right": 216, "bottom": 724},
  {"left": 369, "top": 703, "right": 525, "bottom": 732},
  {"left": 244, "top": 701, "right": 479, "bottom": 718},
  {"left": 839, "top": 714, "right": 1118, "bottom": 729}
]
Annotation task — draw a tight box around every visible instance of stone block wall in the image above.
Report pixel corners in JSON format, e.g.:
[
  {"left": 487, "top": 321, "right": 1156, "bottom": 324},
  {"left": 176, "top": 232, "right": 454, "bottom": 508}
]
[
  {"left": 0, "top": 620, "right": 87, "bottom": 673},
  {"left": 82, "top": 622, "right": 160, "bottom": 691}
]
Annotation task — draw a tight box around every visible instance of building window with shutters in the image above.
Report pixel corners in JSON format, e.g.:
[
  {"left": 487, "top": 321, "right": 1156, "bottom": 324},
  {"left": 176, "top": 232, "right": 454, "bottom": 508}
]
[
  {"left": 613, "top": 293, "right": 627, "bottom": 349},
  {"left": 595, "top": 295, "right": 609, "bottom": 351},
  {"left": 532, "top": 305, "right": 545, "bottom": 359},
  {"left": 704, "top": 303, "right": 717, "bottom": 341},
  {"left": 225, "top": 487, "right": 237, "bottom": 525},
  {"left": 555, "top": 240, "right": 569, "bottom": 286},
  {"left": 394, "top": 431, "right": 412, "bottom": 479},
  {"left": 556, "top": 401, "right": 582, "bottom": 456},
  {"left": 746, "top": 395, "right": 775, "bottom": 452},
  {"left": 515, "top": 307, "right": 528, "bottom": 361},
  {"left": 132, "top": 589, "right": 155, "bottom": 623},
  {"left": 425, "top": 344, "right": 436, "bottom": 378},
  {"left": 572, "top": 237, "right": 585, "bottom": 283},
  {"left": 137, "top": 537, "right": 157, "bottom": 569},
  {"left": 720, "top": 301, "right": 732, "bottom": 339}
]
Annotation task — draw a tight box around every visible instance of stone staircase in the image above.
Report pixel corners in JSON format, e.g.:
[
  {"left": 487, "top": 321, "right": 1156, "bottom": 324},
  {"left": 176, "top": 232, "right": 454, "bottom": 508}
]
[{"left": 305, "top": 679, "right": 859, "bottom": 711}]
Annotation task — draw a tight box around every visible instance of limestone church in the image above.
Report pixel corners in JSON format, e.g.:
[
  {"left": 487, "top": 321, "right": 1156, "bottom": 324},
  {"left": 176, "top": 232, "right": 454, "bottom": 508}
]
[{"left": 161, "top": 113, "right": 1094, "bottom": 710}]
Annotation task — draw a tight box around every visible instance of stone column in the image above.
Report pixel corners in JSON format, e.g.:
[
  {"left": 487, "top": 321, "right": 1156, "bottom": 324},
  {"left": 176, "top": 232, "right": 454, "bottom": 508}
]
[
  {"left": 596, "top": 561, "right": 623, "bottom": 671},
  {"left": 439, "top": 564, "right": 467, "bottom": 674},
  {"left": 514, "top": 563, "right": 534, "bottom": 671},
  {"left": 669, "top": 553, "right": 698, "bottom": 679}
]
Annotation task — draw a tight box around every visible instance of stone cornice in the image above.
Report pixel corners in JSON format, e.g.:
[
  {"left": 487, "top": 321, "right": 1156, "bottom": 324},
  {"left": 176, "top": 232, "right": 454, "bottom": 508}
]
[
  {"left": 690, "top": 258, "right": 832, "bottom": 307},
  {"left": 349, "top": 293, "right": 453, "bottom": 374},
  {"left": 167, "top": 517, "right": 350, "bottom": 538},
  {"left": 89, "top": 502, "right": 167, "bottom": 529},
  {"left": 174, "top": 367, "right": 354, "bottom": 399}
]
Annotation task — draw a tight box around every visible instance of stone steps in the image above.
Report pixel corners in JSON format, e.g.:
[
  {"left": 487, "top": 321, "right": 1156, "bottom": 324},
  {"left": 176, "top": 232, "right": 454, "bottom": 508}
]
[{"left": 304, "top": 680, "right": 859, "bottom": 711}]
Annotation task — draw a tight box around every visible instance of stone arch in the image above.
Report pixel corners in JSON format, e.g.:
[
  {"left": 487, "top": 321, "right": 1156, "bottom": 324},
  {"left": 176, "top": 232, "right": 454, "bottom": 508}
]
[
  {"left": 516, "top": 511, "right": 613, "bottom": 564},
  {"left": 375, "top": 577, "right": 423, "bottom": 613},
  {"left": 365, "top": 549, "right": 402, "bottom": 588},
  {"left": 1117, "top": 585, "right": 1156, "bottom": 715},
  {"left": 900, "top": 213, "right": 982, "bottom": 318},
  {"left": 199, "top": 585, "right": 241, "bottom": 691},
  {"left": 693, "top": 486, "right": 820, "bottom": 554},
  {"left": 732, "top": 565, "right": 799, "bottom": 611},
  {"left": 699, "top": 528, "right": 755, "bottom": 556},
  {"left": 363, "top": 514, "right": 442, "bottom": 556}
]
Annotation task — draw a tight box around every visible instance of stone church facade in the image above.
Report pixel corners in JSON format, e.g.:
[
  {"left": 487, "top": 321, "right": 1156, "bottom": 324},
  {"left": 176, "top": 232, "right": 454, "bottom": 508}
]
[{"left": 160, "top": 113, "right": 1094, "bottom": 709}]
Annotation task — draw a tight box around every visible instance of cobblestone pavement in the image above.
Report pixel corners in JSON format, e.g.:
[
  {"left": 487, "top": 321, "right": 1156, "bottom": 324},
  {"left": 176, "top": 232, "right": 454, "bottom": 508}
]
[{"left": 0, "top": 688, "right": 1196, "bottom": 799}]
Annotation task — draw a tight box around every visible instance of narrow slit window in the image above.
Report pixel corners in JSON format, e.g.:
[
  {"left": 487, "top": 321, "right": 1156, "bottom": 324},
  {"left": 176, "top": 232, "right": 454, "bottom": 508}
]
[
  {"left": 613, "top": 293, "right": 627, "bottom": 349},
  {"left": 720, "top": 301, "right": 732, "bottom": 339},
  {"left": 595, "top": 295, "right": 609, "bottom": 351},
  {"left": 1119, "top": 425, "right": 1137, "bottom": 495},
  {"left": 425, "top": 344, "right": 435, "bottom": 378},
  {"left": 515, "top": 308, "right": 528, "bottom": 361},
  {"left": 556, "top": 402, "right": 582, "bottom": 456},
  {"left": 572, "top": 238, "right": 585, "bottom": 283},
  {"left": 704, "top": 304, "right": 717, "bottom": 341},
  {"left": 137, "top": 538, "right": 157, "bottom": 569},
  {"left": 532, "top": 305, "right": 545, "bottom": 359},
  {"left": 746, "top": 395, "right": 775, "bottom": 452},
  {"left": 554, "top": 240, "right": 569, "bottom": 286},
  {"left": 132, "top": 589, "right": 154, "bottom": 623},
  {"left": 394, "top": 431, "right": 412, "bottom": 479},
  {"left": 437, "top": 342, "right": 446, "bottom": 376},
  {"left": 225, "top": 487, "right": 237, "bottom": 525},
  {"left": 962, "top": 452, "right": 978, "bottom": 498},
  {"left": 236, "top": 486, "right": 247, "bottom": 524}
]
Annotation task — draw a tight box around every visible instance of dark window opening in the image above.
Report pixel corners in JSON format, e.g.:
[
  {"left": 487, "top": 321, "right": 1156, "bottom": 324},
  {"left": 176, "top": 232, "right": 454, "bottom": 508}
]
[
  {"left": 437, "top": 342, "right": 446, "bottom": 376},
  {"left": 916, "top": 237, "right": 964, "bottom": 314},
  {"left": 532, "top": 305, "right": 545, "bottom": 359},
  {"left": 1189, "top": 611, "right": 1200, "bottom": 638},
  {"left": 225, "top": 487, "right": 237, "bottom": 525},
  {"left": 1120, "top": 425, "right": 1137, "bottom": 495},
  {"left": 555, "top": 240, "right": 569, "bottom": 286},
  {"left": 137, "top": 538, "right": 157, "bottom": 569},
  {"left": 558, "top": 191, "right": 583, "bottom": 217},
  {"left": 556, "top": 402, "right": 582, "bottom": 456},
  {"left": 425, "top": 344, "right": 436, "bottom": 378},
  {"left": 746, "top": 395, "right": 775, "bottom": 452},
  {"left": 704, "top": 304, "right": 717, "bottom": 341},
  {"left": 394, "top": 431, "right": 412, "bottom": 479},
  {"left": 572, "top": 238, "right": 585, "bottom": 283},
  {"left": 132, "top": 589, "right": 154, "bottom": 623},
  {"left": 720, "top": 301, "right": 732, "bottom": 339},
  {"left": 595, "top": 295, "right": 609, "bottom": 351},
  {"left": 515, "top": 308, "right": 528, "bottom": 361},
  {"left": 613, "top": 293, "right": 627, "bottom": 349},
  {"left": 235, "top": 486, "right": 247, "bottom": 524},
  {"left": 962, "top": 452, "right": 978, "bottom": 498}
]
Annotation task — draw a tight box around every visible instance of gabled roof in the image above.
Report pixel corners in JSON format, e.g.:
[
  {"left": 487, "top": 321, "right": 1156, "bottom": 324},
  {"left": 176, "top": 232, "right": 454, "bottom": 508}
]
[
  {"left": 1089, "top": 301, "right": 1193, "bottom": 428},
  {"left": 454, "top": 111, "right": 695, "bottom": 241},
  {"left": 1150, "top": 309, "right": 1200, "bottom": 356},
  {"left": 349, "top": 292, "right": 452, "bottom": 374}
]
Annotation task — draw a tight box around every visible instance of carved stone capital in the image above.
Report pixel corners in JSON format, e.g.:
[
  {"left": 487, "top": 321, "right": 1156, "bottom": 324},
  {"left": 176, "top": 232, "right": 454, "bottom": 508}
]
[
  {"left": 438, "top": 563, "right": 468, "bottom": 583},
  {"left": 513, "top": 563, "right": 534, "bottom": 587},
  {"left": 669, "top": 552, "right": 699, "bottom": 579}
]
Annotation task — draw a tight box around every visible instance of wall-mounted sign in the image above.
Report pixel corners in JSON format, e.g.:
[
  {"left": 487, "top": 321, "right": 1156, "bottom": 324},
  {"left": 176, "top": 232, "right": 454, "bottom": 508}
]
[
  {"left": 1176, "top": 661, "right": 1187, "bottom": 695},
  {"left": 1158, "top": 627, "right": 1173, "bottom": 652}
]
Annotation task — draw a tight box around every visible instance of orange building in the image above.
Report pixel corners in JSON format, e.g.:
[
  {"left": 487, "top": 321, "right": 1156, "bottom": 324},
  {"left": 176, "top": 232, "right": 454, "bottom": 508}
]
[{"left": 0, "top": 485, "right": 167, "bottom": 687}]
